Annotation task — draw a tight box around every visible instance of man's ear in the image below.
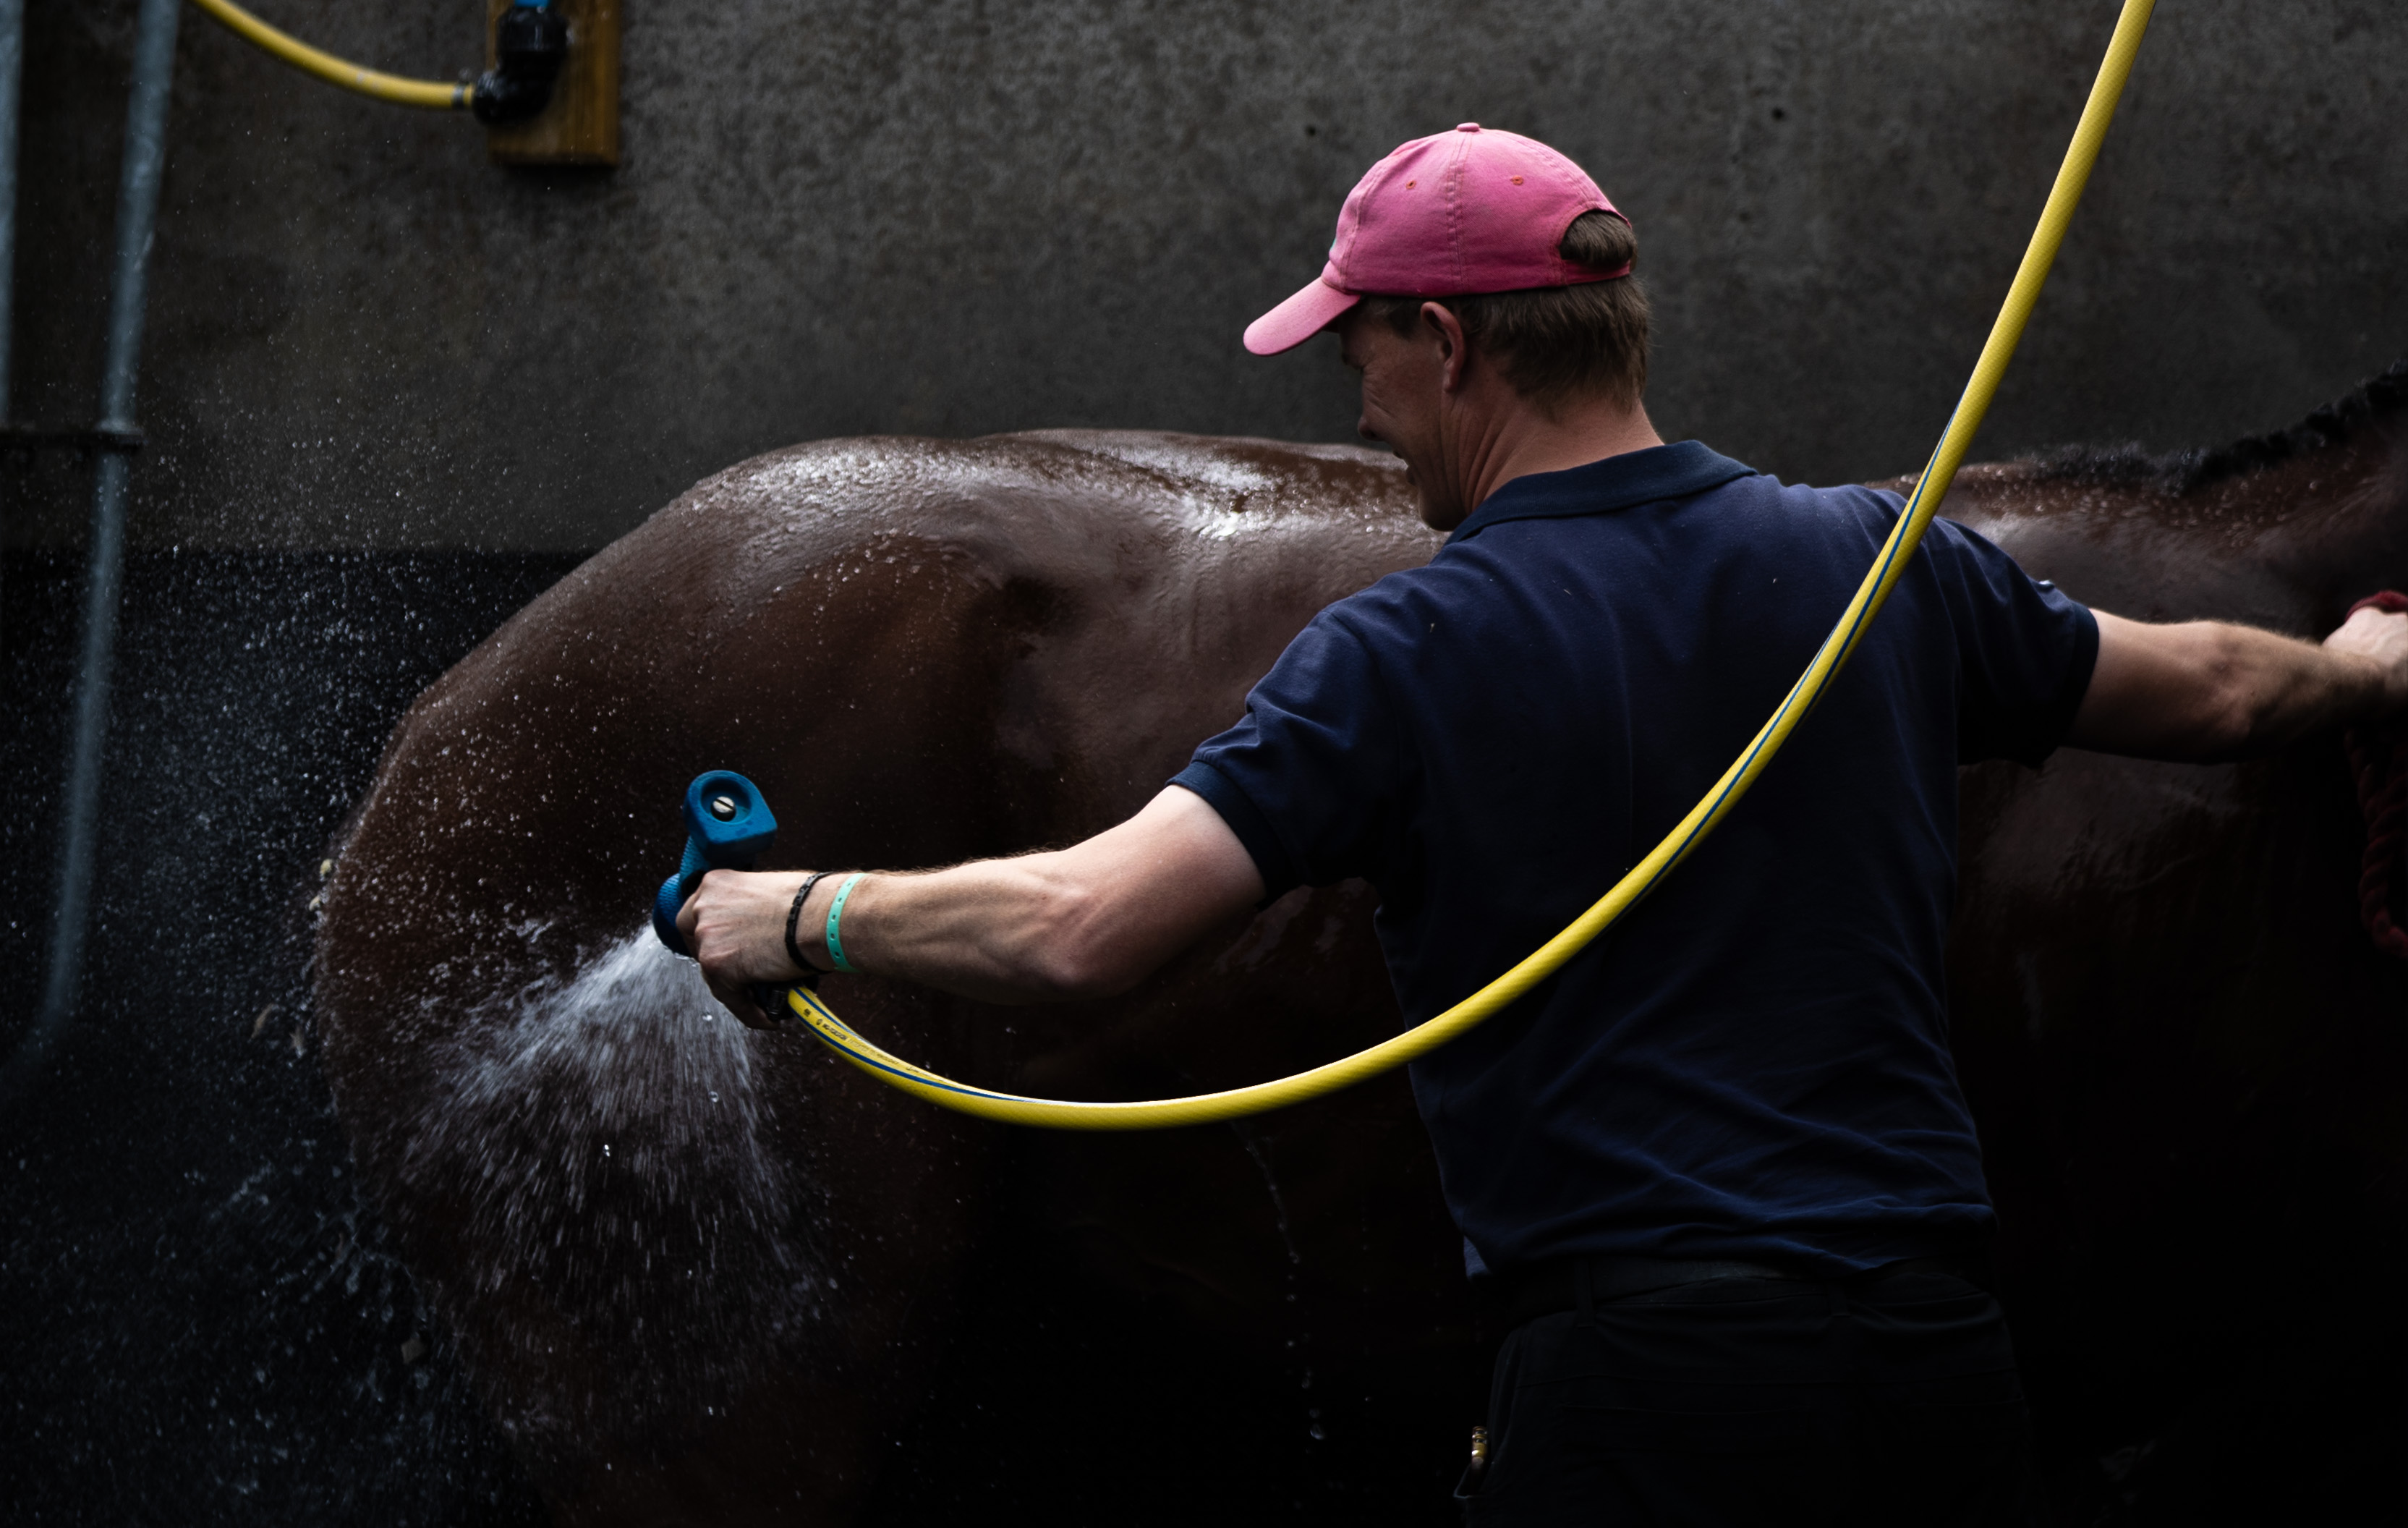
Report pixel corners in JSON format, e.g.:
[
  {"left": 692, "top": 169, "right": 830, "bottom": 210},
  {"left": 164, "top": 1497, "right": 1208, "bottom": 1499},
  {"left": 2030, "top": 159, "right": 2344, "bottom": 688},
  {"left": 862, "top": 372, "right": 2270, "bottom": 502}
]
[{"left": 1420, "top": 301, "right": 1468, "bottom": 392}]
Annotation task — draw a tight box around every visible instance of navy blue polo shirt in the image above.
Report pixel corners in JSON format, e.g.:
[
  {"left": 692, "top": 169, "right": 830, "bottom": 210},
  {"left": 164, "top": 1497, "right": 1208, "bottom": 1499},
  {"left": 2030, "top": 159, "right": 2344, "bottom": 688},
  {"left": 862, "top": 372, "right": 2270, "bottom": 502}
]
[{"left": 1171, "top": 441, "right": 2097, "bottom": 1277}]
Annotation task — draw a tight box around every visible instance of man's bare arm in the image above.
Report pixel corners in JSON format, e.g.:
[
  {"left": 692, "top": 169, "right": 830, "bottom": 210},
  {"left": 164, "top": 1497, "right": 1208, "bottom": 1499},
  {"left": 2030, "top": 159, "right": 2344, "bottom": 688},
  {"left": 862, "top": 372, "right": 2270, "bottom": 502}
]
[
  {"left": 2065, "top": 605, "right": 2408, "bottom": 761},
  {"left": 678, "top": 785, "right": 1265, "bottom": 1023},
  {"left": 679, "top": 606, "right": 2408, "bottom": 1021}
]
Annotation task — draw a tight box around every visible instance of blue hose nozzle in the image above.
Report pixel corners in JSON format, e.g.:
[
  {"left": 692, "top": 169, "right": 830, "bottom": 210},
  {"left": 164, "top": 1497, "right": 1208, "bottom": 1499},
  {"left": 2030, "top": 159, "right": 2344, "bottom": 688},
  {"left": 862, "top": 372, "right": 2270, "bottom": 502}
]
[{"left": 651, "top": 770, "right": 778, "bottom": 956}]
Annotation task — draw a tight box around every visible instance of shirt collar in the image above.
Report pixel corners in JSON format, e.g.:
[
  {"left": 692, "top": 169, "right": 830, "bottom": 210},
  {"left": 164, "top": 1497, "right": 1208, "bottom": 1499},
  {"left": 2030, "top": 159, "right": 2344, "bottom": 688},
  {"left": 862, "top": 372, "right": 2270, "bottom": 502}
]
[{"left": 1443, "top": 440, "right": 1758, "bottom": 546}]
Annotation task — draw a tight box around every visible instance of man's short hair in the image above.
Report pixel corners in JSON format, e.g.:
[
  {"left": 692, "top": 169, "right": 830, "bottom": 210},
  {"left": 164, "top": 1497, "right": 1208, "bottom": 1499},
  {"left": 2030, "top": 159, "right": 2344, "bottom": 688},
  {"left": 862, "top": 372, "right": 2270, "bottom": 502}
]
[{"left": 1363, "top": 211, "right": 1649, "bottom": 412}]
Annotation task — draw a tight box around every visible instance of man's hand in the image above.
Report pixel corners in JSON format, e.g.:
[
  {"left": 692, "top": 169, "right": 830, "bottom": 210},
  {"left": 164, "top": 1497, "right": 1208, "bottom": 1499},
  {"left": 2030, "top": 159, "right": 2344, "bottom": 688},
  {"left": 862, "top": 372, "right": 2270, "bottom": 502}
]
[
  {"left": 677, "top": 869, "right": 815, "bottom": 1030},
  {"left": 2067, "top": 604, "right": 2407, "bottom": 761},
  {"left": 671, "top": 786, "right": 1267, "bottom": 1024},
  {"left": 2323, "top": 601, "right": 2408, "bottom": 711}
]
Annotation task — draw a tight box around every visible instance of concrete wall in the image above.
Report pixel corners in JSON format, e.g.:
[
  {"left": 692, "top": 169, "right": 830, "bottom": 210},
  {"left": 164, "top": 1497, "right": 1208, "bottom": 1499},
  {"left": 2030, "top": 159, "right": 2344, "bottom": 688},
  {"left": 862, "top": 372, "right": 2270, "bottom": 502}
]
[{"left": 12, "top": 0, "right": 2404, "bottom": 549}]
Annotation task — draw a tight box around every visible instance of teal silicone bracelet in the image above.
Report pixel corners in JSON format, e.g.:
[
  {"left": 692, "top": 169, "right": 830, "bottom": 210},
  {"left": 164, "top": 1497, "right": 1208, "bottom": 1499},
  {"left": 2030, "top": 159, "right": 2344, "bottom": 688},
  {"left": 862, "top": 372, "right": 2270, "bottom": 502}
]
[{"left": 824, "top": 872, "right": 865, "bottom": 974}]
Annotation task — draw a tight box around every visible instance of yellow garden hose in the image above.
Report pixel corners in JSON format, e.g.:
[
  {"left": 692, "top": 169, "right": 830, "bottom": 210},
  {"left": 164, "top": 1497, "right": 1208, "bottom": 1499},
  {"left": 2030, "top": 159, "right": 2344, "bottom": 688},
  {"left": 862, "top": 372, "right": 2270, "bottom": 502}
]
[
  {"left": 783, "top": 0, "right": 2159, "bottom": 1129},
  {"left": 188, "top": 0, "right": 471, "bottom": 109}
]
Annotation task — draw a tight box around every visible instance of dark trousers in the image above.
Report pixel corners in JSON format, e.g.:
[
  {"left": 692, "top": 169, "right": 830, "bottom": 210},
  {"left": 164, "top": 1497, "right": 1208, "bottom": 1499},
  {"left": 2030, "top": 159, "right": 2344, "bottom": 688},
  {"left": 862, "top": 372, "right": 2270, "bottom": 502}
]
[{"left": 1458, "top": 1265, "right": 2047, "bottom": 1526}]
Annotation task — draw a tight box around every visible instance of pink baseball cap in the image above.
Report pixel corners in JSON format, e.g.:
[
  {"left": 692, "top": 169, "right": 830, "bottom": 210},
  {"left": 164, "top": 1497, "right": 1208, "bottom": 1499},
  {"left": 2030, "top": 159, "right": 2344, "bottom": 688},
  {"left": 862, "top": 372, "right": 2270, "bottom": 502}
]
[{"left": 1244, "top": 124, "right": 1628, "bottom": 356}]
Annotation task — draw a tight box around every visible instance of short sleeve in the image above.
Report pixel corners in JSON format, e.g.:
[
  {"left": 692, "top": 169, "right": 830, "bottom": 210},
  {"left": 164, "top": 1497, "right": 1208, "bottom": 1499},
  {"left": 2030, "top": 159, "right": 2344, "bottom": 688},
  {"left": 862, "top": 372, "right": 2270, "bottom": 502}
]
[
  {"left": 1170, "top": 611, "right": 1411, "bottom": 901},
  {"left": 1921, "top": 517, "right": 2101, "bottom": 766}
]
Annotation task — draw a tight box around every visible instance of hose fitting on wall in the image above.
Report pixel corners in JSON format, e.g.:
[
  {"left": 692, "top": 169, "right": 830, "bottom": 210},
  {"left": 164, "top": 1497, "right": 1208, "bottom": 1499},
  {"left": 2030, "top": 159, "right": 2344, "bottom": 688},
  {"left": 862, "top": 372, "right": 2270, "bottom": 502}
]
[{"left": 471, "top": 2, "right": 569, "bottom": 124}]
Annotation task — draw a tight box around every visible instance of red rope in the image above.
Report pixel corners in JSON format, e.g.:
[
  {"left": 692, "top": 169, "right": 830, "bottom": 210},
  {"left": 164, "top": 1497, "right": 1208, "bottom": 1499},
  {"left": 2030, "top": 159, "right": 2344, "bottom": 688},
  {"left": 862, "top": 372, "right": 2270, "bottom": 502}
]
[{"left": 2344, "top": 591, "right": 2408, "bottom": 961}]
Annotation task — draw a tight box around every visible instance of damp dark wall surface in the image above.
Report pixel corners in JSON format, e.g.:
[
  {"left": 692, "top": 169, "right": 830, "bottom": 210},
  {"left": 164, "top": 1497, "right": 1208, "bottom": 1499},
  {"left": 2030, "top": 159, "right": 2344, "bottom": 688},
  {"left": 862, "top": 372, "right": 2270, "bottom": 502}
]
[
  {"left": 0, "top": 551, "right": 573, "bottom": 1526},
  {"left": 9, "top": 0, "right": 2407, "bottom": 549}
]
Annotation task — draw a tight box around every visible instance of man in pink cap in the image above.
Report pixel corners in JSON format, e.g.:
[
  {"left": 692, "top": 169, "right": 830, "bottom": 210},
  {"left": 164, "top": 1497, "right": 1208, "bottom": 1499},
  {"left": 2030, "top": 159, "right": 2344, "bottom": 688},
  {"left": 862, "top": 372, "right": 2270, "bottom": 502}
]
[
  {"left": 1242, "top": 123, "right": 1664, "bottom": 533},
  {"left": 682, "top": 126, "right": 2408, "bottom": 1523}
]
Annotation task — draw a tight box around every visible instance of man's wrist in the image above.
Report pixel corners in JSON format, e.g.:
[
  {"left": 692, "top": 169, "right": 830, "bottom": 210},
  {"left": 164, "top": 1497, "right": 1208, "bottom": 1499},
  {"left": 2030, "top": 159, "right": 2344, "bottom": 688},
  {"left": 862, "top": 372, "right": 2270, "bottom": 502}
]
[
  {"left": 790, "top": 870, "right": 861, "bottom": 974},
  {"left": 2321, "top": 606, "right": 2408, "bottom": 720},
  {"left": 2325, "top": 645, "right": 2395, "bottom": 723},
  {"left": 2374, "top": 651, "right": 2408, "bottom": 717},
  {"left": 820, "top": 872, "right": 870, "bottom": 974},
  {"left": 784, "top": 871, "right": 833, "bottom": 974}
]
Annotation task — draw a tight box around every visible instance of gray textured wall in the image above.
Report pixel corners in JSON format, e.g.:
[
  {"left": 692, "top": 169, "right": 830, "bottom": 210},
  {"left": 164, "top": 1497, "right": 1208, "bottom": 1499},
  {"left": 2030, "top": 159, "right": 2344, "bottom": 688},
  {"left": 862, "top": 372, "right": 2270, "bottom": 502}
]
[{"left": 12, "top": 0, "right": 2404, "bottom": 549}]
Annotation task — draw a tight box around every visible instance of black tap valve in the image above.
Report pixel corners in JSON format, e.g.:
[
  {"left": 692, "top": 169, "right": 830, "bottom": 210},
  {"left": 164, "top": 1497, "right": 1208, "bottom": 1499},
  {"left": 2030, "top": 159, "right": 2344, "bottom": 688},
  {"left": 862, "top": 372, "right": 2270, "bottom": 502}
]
[{"left": 472, "top": 3, "right": 571, "bottom": 125}]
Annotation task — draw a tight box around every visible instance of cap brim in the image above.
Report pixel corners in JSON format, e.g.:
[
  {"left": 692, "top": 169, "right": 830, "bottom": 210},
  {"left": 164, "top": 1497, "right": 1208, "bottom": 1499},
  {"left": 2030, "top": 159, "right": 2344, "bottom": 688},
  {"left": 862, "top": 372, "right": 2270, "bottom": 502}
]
[{"left": 1243, "top": 278, "right": 1362, "bottom": 356}]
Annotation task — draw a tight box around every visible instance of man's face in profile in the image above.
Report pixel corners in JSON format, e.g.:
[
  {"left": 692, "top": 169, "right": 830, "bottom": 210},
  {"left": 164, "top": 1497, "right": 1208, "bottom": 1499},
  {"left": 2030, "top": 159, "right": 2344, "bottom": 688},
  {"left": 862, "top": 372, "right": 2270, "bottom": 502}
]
[{"left": 1337, "top": 305, "right": 1465, "bottom": 531}]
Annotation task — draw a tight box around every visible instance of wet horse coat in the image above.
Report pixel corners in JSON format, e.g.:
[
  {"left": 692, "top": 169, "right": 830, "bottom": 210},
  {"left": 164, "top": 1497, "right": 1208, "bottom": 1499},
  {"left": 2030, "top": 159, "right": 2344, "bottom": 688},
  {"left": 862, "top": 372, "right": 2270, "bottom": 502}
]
[{"left": 316, "top": 374, "right": 2406, "bottom": 1524}]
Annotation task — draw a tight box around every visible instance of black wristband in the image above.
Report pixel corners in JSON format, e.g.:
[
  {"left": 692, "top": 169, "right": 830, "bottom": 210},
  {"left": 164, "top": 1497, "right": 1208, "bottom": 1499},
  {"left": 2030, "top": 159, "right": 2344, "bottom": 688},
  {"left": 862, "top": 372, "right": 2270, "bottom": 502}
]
[{"left": 786, "top": 871, "right": 832, "bottom": 975}]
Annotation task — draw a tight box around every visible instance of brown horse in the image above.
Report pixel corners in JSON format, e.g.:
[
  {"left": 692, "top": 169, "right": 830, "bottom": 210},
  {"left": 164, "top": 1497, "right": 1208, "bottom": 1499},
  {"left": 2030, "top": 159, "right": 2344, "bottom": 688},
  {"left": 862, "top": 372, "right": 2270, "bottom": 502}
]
[
  {"left": 314, "top": 368, "right": 2406, "bottom": 1524},
  {"left": 1927, "top": 370, "right": 2407, "bottom": 1515}
]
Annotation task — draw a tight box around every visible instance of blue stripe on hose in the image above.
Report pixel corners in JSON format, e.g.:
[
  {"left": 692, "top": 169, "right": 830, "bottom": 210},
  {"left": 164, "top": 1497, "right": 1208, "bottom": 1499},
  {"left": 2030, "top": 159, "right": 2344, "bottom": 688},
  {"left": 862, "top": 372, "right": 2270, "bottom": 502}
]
[{"left": 785, "top": 989, "right": 1043, "bottom": 1104}]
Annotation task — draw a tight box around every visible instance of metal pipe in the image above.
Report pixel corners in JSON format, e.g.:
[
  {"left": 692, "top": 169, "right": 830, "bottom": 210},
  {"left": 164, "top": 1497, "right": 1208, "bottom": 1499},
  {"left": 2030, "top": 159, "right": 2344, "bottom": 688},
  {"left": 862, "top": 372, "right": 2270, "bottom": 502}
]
[
  {"left": 19, "top": 0, "right": 182, "bottom": 1088},
  {"left": 0, "top": 0, "right": 21, "bottom": 424},
  {"left": 0, "top": 0, "right": 22, "bottom": 640}
]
